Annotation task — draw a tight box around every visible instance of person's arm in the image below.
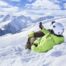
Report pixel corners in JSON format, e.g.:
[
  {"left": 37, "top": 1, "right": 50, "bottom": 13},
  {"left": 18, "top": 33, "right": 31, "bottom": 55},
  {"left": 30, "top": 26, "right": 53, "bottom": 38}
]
[
  {"left": 41, "top": 28, "right": 50, "bottom": 35},
  {"left": 34, "top": 31, "right": 44, "bottom": 37},
  {"left": 31, "top": 33, "right": 50, "bottom": 52},
  {"left": 39, "top": 22, "right": 50, "bottom": 35}
]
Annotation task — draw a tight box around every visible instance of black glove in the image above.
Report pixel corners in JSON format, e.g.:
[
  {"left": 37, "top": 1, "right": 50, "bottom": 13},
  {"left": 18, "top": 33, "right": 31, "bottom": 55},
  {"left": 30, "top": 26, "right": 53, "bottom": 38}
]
[
  {"left": 39, "top": 22, "right": 43, "bottom": 29},
  {"left": 33, "top": 43, "right": 38, "bottom": 47}
]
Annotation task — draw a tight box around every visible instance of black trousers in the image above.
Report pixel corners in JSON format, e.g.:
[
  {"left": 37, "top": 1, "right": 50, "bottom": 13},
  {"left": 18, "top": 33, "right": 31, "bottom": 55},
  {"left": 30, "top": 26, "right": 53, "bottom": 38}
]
[{"left": 25, "top": 31, "right": 44, "bottom": 49}]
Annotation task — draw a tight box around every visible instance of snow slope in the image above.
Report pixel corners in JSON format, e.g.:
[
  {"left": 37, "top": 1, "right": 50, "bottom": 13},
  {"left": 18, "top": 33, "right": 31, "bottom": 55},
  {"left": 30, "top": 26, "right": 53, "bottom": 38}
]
[{"left": 0, "top": 18, "right": 66, "bottom": 66}]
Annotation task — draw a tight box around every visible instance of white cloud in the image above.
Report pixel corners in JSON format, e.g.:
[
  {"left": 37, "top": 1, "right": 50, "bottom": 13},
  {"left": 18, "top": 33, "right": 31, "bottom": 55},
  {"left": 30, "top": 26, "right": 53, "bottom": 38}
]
[
  {"left": 3, "top": 7, "right": 19, "bottom": 12},
  {"left": 0, "top": 0, "right": 9, "bottom": 6},
  {"left": 26, "top": 0, "right": 60, "bottom": 9},
  {"left": 0, "top": 6, "right": 19, "bottom": 14},
  {"left": 21, "top": 0, "right": 66, "bottom": 20},
  {"left": 0, "top": 0, "right": 66, "bottom": 21},
  {"left": 64, "top": 3, "right": 66, "bottom": 9},
  {"left": 0, "top": 0, "right": 19, "bottom": 13}
]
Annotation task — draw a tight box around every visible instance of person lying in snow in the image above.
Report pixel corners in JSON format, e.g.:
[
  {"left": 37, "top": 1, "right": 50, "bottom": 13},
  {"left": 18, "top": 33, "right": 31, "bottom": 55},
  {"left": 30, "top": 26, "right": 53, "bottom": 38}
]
[{"left": 25, "top": 21, "right": 64, "bottom": 52}]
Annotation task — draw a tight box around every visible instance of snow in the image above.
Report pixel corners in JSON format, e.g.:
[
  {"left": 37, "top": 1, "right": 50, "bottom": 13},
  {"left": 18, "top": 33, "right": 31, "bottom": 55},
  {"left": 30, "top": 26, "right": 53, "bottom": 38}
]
[
  {"left": 0, "top": 18, "right": 66, "bottom": 66},
  {"left": 0, "top": 0, "right": 66, "bottom": 66}
]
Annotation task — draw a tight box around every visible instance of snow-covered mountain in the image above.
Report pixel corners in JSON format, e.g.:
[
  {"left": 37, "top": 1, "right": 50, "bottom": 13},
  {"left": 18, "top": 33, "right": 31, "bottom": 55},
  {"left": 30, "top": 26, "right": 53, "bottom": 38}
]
[{"left": 0, "top": 14, "right": 34, "bottom": 36}]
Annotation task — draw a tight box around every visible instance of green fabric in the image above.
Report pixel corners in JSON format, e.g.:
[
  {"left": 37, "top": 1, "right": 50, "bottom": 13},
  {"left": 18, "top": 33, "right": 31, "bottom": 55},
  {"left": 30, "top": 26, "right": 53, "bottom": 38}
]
[
  {"left": 34, "top": 38, "right": 41, "bottom": 45},
  {"left": 31, "top": 28, "right": 64, "bottom": 53},
  {"left": 41, "top": 28, "right": 50, "bottom": 35},
  {"left": 28, "top": 31, "right": 34, "bottom": 38}
]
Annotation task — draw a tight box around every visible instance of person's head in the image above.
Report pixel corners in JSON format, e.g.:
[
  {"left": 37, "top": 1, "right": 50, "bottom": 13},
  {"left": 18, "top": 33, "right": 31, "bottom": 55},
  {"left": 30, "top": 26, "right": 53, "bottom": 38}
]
[{"left": 51, "top": 21, "right": 64, "bottom": 36}]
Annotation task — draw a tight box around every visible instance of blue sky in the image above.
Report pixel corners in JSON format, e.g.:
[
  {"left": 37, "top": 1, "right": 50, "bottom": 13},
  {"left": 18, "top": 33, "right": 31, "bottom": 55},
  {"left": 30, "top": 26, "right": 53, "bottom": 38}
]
[
  {"left": 2, "top": 0, "right": 66, "bottom": 10},
  {"left": 3, "top": 0, "right": 35, "bottom": 7}
]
